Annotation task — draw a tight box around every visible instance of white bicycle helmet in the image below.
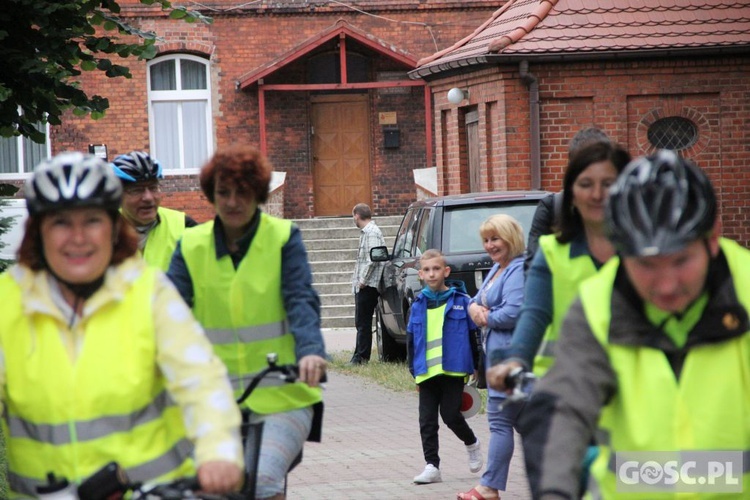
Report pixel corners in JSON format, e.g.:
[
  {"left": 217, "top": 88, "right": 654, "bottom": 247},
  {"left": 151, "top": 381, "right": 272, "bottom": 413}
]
[{"left": 25, "top": 152, "right": 123, "bottom": 216}]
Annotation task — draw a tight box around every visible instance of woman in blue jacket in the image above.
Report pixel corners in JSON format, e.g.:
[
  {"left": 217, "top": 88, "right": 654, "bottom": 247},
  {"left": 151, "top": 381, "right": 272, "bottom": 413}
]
[{"left": 458, "top": 214, "right": 526, "bottom": 500}]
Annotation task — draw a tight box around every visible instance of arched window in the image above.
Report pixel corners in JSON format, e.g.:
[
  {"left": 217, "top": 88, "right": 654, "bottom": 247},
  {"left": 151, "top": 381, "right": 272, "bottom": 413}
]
[{"left": 147, "top": 54, "right": 212, "bottom": 171}]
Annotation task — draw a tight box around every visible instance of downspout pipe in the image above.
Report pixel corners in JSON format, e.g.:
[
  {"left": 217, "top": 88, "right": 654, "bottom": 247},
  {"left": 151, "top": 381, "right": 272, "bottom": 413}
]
[{"left": 519, "top": 60, "right": 541, "bottom": 190}]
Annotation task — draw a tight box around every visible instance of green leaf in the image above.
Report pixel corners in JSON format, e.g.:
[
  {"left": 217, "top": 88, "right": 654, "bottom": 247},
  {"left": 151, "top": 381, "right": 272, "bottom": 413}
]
[
  {"left": 103, "top": 20, "right": 117, "bottom": 31},
  {"left": 81, "top": 60, "right": 97, "bottom": 71},
  {"left": 169, "top": 9, "right": 187, "bottom": 19}
]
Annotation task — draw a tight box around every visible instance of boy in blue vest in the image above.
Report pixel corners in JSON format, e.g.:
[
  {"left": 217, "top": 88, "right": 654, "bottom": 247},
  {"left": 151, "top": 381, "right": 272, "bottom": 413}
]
[{"left": 408, "top": 249, "right": 484, "bottom": 484}]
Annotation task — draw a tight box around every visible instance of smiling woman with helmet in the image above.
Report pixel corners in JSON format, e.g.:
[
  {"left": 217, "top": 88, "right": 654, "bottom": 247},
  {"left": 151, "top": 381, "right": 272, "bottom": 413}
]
[{"left": 0, "top": 152, "right": 242, "bottom": 496}]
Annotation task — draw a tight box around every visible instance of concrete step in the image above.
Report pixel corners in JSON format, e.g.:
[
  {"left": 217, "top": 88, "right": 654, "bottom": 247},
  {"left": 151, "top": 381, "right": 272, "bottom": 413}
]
[
  {"left": 321, "top": 316, "right": 357, "bottom": 329},
  {"left": 321, "top": 303, "right": 355, "bottom": 318},
  {"left": 312, "top": 270, "right": 354, "bottom": 284},
  {"left": 306, "top": 248, "right": 358, "bottom": 261},
  {"left": 304, "top": 238, "right": 361, "bottom": 251},
  {"left": 296, "top": 214, "right": 405, "bottom": 330},
  {"left": 310, "top": 260, "right": 356, "bottom": 273},
  {"left": 313, "top": 282, "right": 352, "bottom": 296}
]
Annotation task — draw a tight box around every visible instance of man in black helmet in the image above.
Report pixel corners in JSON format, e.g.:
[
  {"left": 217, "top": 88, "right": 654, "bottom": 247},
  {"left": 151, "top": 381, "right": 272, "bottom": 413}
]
[
  {"left": 518, "top": 150, "right": 750, "bottom": 499},
  {"left": 111, "top": 151, "right": 196, "bottom": 271}
]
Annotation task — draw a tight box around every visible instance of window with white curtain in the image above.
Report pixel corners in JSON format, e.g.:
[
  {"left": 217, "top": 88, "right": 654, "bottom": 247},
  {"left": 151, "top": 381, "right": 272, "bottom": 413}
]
[
  {"left": 0, "top": 121, "right": 50, "bottom": 178},
  {"left": 147, "top": 55, "right": 212, "bottom": 171}
]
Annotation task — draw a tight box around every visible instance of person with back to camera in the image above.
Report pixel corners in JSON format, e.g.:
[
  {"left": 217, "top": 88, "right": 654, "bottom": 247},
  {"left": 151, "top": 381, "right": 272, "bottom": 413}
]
[
  {"left": 166, "top": 144, "right": 326, "bottom": 500},
  {"left": 457, "top": 214, "right": 527, "bottom": 500},
  {"left": 408, "top": 249, "right": 484, "bottom": 485},
  {"left": 518, "top": 150, "right": 750, "bottom": 499},
  {"left": 349, "top": 202, "right": 386, "bottom": 365},
  {"left": 0, "top": 152, "right": 242, "bottom": 497},
  {"left": 524, "top": 127, "right": 612, "bottom": 273},
  {"left": 111, "top": 151, "right": 197, "bottom": 271}
]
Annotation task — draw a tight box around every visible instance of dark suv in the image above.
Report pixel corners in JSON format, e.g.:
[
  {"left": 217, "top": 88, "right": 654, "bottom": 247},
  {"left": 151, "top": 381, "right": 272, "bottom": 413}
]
[{"left": 371, "top": 191, "right": 548, "bottom": 361}]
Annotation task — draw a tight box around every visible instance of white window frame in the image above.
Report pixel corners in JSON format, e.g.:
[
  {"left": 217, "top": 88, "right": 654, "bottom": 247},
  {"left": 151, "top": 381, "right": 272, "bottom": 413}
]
[
  {"left": 0, "top": 121, "right": 52, "bottom": 180},
  {"left": 147, "top": 54, "right": 213, "bottom": 174}
]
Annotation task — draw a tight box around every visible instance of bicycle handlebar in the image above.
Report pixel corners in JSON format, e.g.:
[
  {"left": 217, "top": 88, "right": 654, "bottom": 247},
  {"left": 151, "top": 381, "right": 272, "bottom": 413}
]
[
  {"left": 498, "top": 367, "right": 537, "bottom": 411},
  {"left": 235, "top": 353, "right": 326, "bottom": 405}
]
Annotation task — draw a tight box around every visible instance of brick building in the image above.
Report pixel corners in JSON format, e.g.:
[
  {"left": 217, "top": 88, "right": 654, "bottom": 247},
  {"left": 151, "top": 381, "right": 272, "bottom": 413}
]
[
  {"left": 0, "top": 0, "right": 500, "bottom": 221},
  {"left": 410, "top": 0, "right": 750, "bottom": 247}
]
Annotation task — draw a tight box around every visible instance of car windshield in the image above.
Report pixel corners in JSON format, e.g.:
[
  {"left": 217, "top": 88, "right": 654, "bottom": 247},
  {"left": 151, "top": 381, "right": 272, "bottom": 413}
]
[{"left": 443, "top": 202, "right": 538, "bottom": 253}]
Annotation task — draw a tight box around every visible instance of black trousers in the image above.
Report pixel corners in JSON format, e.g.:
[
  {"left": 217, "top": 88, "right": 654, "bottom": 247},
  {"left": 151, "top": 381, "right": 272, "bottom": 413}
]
[
  {"left": 418, "top": 375, "right": 477, "bottom": 468},
  {"left": 352, "top": 286, "right": 379, "bottom": 362}
]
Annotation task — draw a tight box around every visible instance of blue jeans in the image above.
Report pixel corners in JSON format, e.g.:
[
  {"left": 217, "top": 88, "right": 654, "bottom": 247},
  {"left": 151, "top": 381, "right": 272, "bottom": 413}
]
[{"left": 480, "top": 396, "right": 525, "bottom": 491}]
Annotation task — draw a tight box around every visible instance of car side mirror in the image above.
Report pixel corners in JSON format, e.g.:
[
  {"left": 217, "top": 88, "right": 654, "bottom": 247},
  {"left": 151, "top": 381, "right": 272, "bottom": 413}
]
[{"left": 370, "top": 245, "right": 390, "bottom": 262}]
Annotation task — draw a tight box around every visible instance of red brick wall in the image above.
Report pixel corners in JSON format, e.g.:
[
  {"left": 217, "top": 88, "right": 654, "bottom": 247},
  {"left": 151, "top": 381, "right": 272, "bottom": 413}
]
[
  {"left": 429, "top": 56, "right": 750, "bottom": 247},
  {"left": 47, "top": 1, "right": 499, "bottom": 219}
]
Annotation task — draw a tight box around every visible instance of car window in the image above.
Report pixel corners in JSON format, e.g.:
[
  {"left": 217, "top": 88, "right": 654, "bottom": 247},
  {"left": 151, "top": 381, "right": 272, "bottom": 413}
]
[
  {"left": 443, "top": 202, "right": 538, "bottom": 254},
  {"left": 415, "top": 209, "right": 432, "bottom": 256},
  {"left": 393, "top": 208, "right": 421, "bottom": 258}
]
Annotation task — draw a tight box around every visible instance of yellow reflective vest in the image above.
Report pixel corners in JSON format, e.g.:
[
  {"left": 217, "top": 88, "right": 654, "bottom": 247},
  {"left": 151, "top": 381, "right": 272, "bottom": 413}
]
[
  {"left": 534, "top": 234, "right": 599, "bottom": 376},
  {"left": 581, "top": 239, "right": 750, "bottom": 499},
  {"left": 0, "top": 267, "right": 193, "bottom": 497},
  {"left": 181, "top": 214, "right": 322, "bottom": 414},
  {"left": 143, "top": 206, "right": 188, "bottom": 271}
]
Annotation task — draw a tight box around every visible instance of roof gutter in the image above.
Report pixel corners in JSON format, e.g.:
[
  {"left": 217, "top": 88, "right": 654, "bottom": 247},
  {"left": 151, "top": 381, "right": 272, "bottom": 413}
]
[
  {"left": 409, "top": 45, "right": 750, "bottom": 81},
  {"left": 519, "top": 60, "right": 541, "bottom": 190}
]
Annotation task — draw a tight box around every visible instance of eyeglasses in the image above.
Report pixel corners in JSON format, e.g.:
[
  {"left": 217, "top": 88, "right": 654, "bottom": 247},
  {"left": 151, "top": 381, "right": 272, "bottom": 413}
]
[{"left": 124, "top": 184, "right": 161, "bottom": 197}]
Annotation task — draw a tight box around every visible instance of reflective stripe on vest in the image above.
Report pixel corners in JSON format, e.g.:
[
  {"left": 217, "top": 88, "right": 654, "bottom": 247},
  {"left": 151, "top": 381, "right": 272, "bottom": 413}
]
[
  {"left": 143, "top": 206, "right": 187, "bottom": 271},
  {"left": 8, "top": 438, "right": 193, "bottom": 496},
  {"left": 534, "top": 234, "right": 598, "bottom": 377},
  {"left": 580, "top": 239, "right": 750, "bottom": 499},
  {"left": 182, "top": 214, "right": 322, "bottom": 415},
  {"left": 0, "top": 268, "right": 193, "bottom": 496},
  {"left": 415, "top": 305, "right": 464, "bottom": 384},
  {"left": 6, "top": 389, "right": 174, "bottom": 444}
]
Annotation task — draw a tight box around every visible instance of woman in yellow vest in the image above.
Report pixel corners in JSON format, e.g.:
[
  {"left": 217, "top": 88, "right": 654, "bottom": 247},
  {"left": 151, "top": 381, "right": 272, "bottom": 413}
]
[
  {"left": 0, "top": 152, "right": 242, "bottom": 497},
  {"left": 519, "top": 151, "right": 750, "bottom": 499},
  {"left": 167, "top": 145, "right": 326, "bottom": 500},
  {"left": 486, "top": 142, "right": 631, "bottom": 382}
]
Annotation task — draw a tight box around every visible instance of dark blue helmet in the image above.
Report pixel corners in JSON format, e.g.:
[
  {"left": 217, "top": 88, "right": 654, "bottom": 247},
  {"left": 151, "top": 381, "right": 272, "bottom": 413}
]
[{"left": 111, "top": 151, "right": 163, "bottom": 183}]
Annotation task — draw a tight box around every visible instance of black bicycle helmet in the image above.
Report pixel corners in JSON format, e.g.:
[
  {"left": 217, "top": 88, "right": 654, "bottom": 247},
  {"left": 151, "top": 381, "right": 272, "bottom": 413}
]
[
  {"left": 25, "top": 152, "right": 123, "bottom": 216},
  {"left": 606, "top": 149, "right": 717, "bottom": 257},
  {"left": 111, "top": 151, "right": 163, "bottom": 183}
]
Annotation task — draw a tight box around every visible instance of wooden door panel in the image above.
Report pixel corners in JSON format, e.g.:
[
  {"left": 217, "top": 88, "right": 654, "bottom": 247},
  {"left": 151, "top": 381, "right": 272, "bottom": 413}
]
[{"left": 312, "top": 96, "right": 371, "bottom": 216}]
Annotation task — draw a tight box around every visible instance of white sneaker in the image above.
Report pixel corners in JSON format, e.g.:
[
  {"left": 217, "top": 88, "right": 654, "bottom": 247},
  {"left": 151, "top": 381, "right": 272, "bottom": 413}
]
[
  {"left": 413, "top": 463, "right": 442, "bottom": 484},
  {"left": 466, "top": 439, "right": 483, "bottom": 473}
]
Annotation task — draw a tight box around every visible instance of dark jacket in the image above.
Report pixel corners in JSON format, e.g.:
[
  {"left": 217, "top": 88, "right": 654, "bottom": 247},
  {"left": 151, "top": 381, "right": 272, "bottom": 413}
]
[
  {"left": 518, "top": 246, "right": 749, "bottom": 499},
  {"left": 524, "top": 191, "right": 562, "bottom": 273}
]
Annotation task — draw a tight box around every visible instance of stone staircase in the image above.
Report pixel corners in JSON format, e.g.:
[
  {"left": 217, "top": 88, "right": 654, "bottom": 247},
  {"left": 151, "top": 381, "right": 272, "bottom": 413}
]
[{"left": 294, "top": 215, "right": 401, "bottom": 328}]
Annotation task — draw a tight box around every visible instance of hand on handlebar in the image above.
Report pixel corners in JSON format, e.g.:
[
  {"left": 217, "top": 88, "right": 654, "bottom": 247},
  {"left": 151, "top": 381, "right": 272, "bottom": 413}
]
[
  {"left": 196, "top": 460, "right": 243, "bottom": 495},
  {"left": 486, "top": 361, "right": 524, "bottom": 393},
  {"left": 298, "top": 354, "right": 327, "bottom": 388}
]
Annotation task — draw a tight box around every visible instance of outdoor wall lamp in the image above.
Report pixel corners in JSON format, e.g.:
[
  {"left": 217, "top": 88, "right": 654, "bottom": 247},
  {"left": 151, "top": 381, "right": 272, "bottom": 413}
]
[{"left": 447, "top": 87, "right": 469, "bottom": 104}]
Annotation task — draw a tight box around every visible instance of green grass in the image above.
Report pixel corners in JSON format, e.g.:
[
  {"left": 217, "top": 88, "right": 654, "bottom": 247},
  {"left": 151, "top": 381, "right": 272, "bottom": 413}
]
[{"left": 327, "top": 350, "right": 487, "bottom": 413}]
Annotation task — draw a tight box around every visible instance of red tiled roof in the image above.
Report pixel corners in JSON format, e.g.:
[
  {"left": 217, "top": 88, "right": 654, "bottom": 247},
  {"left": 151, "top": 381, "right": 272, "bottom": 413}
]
[{"left": 413, "top": 0, "right": 750, "bottom": 77}]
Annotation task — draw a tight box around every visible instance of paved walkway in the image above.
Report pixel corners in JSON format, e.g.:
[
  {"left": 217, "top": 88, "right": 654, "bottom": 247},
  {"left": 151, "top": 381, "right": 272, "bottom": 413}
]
[{"left": 286, "top": 329, "right": 531, "bottom": 499}]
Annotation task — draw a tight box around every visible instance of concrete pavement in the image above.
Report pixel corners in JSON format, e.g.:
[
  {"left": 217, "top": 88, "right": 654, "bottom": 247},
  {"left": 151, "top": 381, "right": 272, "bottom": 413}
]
[{"left": 286, "top": 328, "right": 531, "bottom": 499}]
